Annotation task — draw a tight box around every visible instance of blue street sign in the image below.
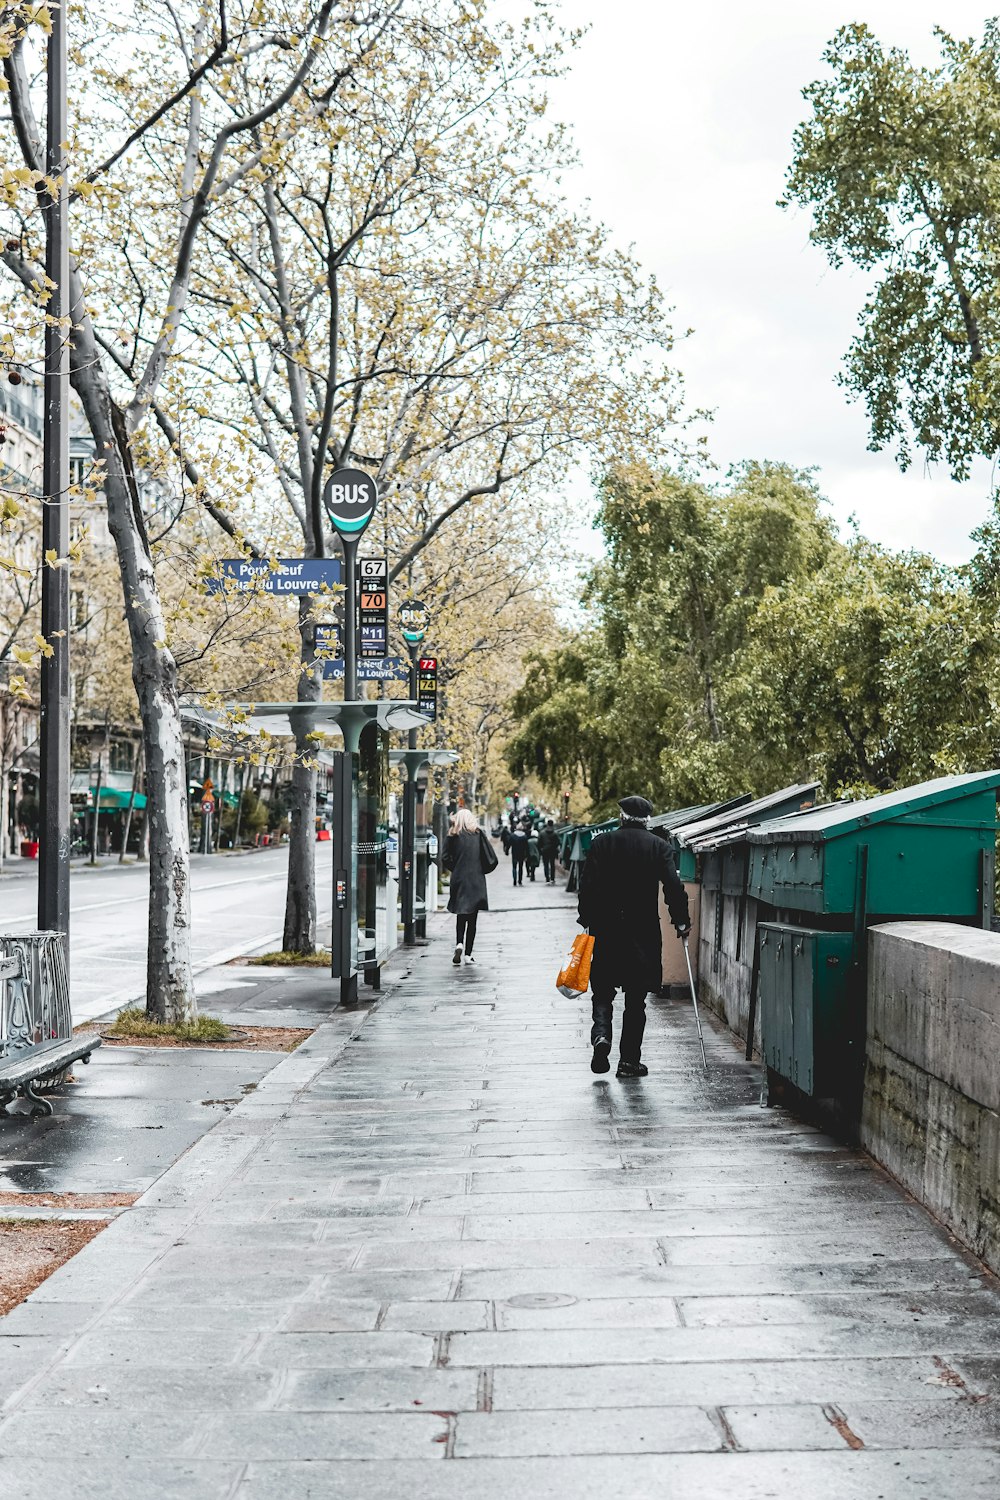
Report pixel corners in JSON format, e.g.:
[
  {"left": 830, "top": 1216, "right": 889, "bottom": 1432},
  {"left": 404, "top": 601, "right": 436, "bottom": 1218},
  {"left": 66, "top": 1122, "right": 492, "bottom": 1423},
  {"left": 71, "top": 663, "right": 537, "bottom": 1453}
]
[
  {"left": 323, "top": 656, "right": 410, "bottom": 683},
  {"left": 208, "top": 558, "right": 342, "bottom": 595}
]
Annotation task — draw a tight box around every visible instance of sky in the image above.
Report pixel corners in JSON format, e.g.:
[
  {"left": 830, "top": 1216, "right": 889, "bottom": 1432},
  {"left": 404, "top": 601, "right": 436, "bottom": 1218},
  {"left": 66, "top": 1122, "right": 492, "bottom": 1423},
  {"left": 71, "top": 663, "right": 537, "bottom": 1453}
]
[{"left": 543, "top": 0, "right": 999, "bottom": 564}]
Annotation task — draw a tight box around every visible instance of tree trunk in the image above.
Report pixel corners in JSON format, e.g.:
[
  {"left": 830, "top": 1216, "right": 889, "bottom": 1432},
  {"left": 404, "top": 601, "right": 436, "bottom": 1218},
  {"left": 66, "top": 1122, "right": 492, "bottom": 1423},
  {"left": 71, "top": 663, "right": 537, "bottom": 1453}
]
[
  {"left": 282, "top": 603, "right": 318, "bottom": 952},
  {"left": 71, "top": 341, "right": 195, "bottom": 1023}
]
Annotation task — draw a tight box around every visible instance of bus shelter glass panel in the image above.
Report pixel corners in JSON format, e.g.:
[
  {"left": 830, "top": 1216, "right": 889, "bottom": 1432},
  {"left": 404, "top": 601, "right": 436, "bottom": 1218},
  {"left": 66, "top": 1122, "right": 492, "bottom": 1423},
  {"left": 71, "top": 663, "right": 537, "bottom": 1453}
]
[{"left": 357, "top": 722, "right": 390, "bottom": 967}]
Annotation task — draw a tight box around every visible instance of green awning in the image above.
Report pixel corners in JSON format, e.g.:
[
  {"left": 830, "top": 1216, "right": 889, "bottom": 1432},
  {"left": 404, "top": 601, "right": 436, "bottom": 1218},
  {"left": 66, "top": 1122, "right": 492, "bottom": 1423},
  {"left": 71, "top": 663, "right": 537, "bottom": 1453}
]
[{"left": 93, "top": 787, "right": 147, "bottom": 810}]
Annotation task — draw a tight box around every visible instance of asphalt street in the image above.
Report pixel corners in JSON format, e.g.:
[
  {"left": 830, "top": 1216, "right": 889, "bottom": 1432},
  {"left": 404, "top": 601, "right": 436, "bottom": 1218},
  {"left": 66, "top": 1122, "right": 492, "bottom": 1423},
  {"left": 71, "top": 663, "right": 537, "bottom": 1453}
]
[{"left": 0, "top": 846, "right": 333, "bottom": 1022}]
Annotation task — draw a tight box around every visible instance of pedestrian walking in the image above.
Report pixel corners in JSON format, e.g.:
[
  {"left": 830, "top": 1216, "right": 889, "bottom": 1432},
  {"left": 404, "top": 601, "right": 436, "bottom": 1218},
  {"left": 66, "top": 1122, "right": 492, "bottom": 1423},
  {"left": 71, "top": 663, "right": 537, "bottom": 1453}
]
[
  {"left": 538, "top": 819, "right": 559, "bottom": 884},
  {"left": 509, "top": 822, "right": 528, "bottom": 886},
  {"left": 526, "top": 828, "right": 540, "bottom": 882},
  {"left": 577, "top": 795, "right": 690, "bottom": 1077},
  {"left": 443, "top": 809, "right": 498, "bottom": 965}
]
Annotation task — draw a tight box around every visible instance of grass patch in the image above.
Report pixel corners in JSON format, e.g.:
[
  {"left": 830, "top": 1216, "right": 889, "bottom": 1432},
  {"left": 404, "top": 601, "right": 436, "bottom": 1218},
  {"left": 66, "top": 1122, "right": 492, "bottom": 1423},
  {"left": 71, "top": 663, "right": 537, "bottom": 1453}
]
[
  {"left": 246, "top": 950, "right": 331, "bottom": 967},
  {"left": 104, "top": 1007, "right": 231, "bottom": 1042}
]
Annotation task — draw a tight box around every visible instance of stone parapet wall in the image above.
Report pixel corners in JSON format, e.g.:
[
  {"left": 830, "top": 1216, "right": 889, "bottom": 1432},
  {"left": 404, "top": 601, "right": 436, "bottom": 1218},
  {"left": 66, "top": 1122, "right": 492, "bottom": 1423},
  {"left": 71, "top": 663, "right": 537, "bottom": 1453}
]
[{"left": 862, "top": 921, "right": 1000, "bottom": 1276}]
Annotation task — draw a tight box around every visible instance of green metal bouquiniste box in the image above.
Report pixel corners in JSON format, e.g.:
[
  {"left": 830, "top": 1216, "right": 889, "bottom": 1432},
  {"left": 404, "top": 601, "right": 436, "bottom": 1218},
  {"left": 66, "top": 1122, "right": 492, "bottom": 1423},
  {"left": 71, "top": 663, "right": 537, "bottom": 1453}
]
[
  {"left": 746, "top": 772, "right": 1000, "bottom": 920},
  {"left": 747, "top": 772, "right": 1000, "bottom": 1103},
  {"left": 757, "top": 924, "right": 854, "bottom": 1096}
]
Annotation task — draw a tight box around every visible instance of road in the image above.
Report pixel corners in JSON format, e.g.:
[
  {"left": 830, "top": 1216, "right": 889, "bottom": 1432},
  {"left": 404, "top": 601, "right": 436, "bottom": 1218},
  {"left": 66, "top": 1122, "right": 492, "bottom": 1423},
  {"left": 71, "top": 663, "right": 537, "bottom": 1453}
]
[{"left": 0, "top": 845, "right": 333, "bottom": 1022}]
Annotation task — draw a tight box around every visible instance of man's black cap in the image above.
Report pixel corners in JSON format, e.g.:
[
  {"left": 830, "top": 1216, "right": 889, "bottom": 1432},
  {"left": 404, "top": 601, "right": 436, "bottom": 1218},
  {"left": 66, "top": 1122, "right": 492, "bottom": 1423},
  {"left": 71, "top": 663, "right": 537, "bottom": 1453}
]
[{"left": 619, "top": 795, "right": 653, "bottom": 819}]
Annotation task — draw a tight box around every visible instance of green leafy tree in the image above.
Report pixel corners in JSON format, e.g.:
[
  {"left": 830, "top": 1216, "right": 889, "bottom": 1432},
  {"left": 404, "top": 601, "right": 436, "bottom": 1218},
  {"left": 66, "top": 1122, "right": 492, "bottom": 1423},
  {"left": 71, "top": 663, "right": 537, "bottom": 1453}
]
[
  {"left": 509, "top": 462, "right": 836, "bottom": 813},
  {"left": 783, "top": 22, "right": 1000, "bottom": 475}
]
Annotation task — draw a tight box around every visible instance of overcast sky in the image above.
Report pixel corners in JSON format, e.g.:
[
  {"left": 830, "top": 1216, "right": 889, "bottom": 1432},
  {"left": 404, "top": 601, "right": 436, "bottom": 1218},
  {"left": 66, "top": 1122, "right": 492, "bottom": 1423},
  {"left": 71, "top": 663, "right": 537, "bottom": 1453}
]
[{"left": 544, "top": 1, "right": 998, "bottom": 564}]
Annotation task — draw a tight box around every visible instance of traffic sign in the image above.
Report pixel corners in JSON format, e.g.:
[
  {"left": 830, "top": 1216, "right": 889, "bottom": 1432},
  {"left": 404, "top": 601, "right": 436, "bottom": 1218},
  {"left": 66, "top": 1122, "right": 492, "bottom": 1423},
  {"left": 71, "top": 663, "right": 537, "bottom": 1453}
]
[
  {"left": 359, "top": 556, "right": 388, "bottom": 658},
  {"left": 314, "top": 622, "right": 341, "bottom": 660},
  {"left": 323, "top": 657, "right": 410, "bottom": 682},
  {"left": 208, "top": 558, "right": 342, "bottom": 595},
  {"left": 417, "top": 656, "right": 438, "bottom": 721},
  {"left": 201, "top": 798, "right": 215, "bottom": 815},
  {"left": 323, "top": 467, "right": 378, "bottom": 538},
  {"left": 399, "top": 599, "right": 428, "bottom": 644}
]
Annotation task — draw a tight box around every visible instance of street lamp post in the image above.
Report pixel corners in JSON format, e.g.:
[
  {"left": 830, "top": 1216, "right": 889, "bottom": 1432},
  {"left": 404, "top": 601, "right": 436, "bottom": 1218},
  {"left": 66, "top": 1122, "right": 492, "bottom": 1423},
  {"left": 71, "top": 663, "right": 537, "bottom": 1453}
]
[
  {"left": 38, "top": 0, "right": 71, "bottom": 957},
  {"left": 323, "top": 468, "right": 379, "bottom": 1008},
  {"left": 397, "top": 600, "right": 429, "bottom": 946}
]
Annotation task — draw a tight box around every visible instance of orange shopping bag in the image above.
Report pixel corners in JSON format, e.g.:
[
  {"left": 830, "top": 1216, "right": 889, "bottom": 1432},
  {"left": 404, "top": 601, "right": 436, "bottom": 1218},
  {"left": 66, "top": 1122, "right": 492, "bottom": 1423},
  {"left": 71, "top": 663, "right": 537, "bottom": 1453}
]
[{"left": 556, "top": 933, "right": 594, "bottom": 998}]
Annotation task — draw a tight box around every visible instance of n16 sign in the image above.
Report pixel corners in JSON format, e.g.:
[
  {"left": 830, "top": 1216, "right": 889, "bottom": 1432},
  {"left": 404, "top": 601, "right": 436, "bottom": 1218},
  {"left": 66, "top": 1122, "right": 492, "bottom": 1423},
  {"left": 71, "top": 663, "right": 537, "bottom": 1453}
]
[{"left": 417, "top": 656, "right": 438, "bottom": 722}]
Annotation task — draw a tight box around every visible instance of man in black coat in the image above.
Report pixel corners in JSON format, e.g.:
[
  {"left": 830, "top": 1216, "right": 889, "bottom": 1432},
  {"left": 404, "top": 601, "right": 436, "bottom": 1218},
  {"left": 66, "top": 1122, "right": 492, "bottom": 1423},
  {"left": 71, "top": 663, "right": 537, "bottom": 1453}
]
[
  {"left": 578, "top": 795, "right": 690, "bottom": 1077},
  {"left": 538, "top": 819, "right": 559, "bottom": 884}
]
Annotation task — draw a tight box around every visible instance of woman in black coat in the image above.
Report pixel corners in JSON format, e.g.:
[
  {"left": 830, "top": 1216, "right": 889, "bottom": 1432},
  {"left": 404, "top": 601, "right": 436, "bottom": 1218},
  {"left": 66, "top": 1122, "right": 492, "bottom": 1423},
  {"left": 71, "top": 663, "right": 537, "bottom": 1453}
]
[{"left": 443, "top": 809, "right": 498, "bottom": 965}]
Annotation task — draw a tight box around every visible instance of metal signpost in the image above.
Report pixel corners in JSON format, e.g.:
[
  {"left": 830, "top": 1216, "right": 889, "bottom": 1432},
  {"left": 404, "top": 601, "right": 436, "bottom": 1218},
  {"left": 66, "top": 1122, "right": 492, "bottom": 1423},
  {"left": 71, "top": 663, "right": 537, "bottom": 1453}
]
[
  {"left": 38, "top": 0, "right": 70, "bottom": 958},
  {"left": 323, "top": 468, "right": 379, "bottom": 1006}
]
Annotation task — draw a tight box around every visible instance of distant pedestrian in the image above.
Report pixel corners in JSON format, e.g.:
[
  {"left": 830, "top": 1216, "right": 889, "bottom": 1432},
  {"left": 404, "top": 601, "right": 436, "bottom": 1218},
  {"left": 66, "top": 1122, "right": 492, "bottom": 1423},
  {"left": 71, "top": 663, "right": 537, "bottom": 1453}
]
[
  {"left": 526, "top": 829, "right": 540, "bottom": 882},
  {"left": 444, "top": 809, "right": 498, "bottom": 966},
  {"left": 500, "top": 823, "right": 512, "bottom": 855},
  {"left": 538, "top": 819, "right": 559, "bottom": 884},
  {"left": 508, "top": 822, "right": 528, "bottom": 886},
  {"left": 578, "top": 795, "right": 690, "bottom": 1077}
]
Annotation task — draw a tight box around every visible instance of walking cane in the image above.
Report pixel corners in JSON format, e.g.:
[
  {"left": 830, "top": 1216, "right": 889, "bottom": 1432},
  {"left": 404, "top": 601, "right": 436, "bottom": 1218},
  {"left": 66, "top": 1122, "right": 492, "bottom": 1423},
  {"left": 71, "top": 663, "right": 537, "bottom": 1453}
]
[{"left": 681, "top": 935, "right": 709, "bottom": 1071}]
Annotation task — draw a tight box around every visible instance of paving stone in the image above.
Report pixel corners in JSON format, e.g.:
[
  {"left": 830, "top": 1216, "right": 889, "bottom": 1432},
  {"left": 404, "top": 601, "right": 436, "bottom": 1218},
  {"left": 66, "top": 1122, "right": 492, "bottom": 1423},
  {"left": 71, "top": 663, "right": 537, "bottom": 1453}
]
[
  {"left": 273, "top": 1367, "right": 479, "bottom": 1412},
  {"left": 232, "top": 1450, "right": 1000, "bottom": 1499},
  {"left": 10, "top": 1366, "right": 282, "bottom": 1410},
  {"left": 248, "top": 1331, "right": 437, "bottom": 1368},
  {"left": 453, "top": 1406, "right": 721, "bottom": 1456},
  {"left": 380, "top": 1300, "right": 493, "bottom": 1331},
  {"left": 0, "top": 1460, "right": 241, "bottom": 1499},
  {"left": 197, "top": 1411, "right": 448, "bottom": 1460},
  {"left": 0, "top": 1409, "right": 207, "bottom": 1457},
  {"left": 723, "top": 1400, "right": 1000, "bottom": 1451},
  {"left": 492, "top": 1357, "right": 993, "bottom": 1409}
]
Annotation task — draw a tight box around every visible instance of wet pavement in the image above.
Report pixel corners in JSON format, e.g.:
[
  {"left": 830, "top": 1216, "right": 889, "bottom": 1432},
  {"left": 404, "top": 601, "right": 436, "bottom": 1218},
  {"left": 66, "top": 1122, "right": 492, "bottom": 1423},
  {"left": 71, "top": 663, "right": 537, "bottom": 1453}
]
[
  {"left": 0, "top": 966, "right": 342, "bottom": 1195},
  {"left": 2, "top": 879, "right": 1000, "bottom": 1496}
]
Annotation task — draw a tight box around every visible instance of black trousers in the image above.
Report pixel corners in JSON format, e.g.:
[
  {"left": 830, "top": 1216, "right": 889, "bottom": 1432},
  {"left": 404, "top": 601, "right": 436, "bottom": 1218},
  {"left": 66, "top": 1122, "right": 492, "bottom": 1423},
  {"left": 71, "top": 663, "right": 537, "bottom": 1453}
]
[
  {"left": 541, "top": 852, "right": 556, "bottom": 883},
  {"left": 511, "top": 853, "right": 525, "bottom": 885},
  {"left": 456, "top": 912, "right": 479, "bottom": 954},
  {"left": 591, "top": 987, "right": 647, "bottom": 1063}
]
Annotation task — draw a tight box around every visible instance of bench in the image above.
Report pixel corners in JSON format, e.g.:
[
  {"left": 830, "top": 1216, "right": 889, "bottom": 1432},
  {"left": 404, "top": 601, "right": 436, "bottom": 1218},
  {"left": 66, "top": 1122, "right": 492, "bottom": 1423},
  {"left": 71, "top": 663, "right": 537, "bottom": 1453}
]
[{"left": 0, "top": 935, "right": 101, "bottom": 1118}]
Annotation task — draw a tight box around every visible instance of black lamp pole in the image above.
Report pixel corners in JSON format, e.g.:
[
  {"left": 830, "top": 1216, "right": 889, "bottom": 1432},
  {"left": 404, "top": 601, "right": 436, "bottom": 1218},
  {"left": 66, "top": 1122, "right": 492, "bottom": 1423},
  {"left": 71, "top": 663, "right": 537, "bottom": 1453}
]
[{"left": 38, "top": 0, "right": 71, "bottom": 957}]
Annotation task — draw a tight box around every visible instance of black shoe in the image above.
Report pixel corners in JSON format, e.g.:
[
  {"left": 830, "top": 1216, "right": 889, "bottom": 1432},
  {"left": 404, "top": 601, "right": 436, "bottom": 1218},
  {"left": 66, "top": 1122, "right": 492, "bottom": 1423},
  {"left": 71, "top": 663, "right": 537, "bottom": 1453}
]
[
  {"left": 616, "top": 1059, "right": 648, "bottom": 1078},
  {"left": 591, "top": 1037, "right": 611, "bottom": 1074}
]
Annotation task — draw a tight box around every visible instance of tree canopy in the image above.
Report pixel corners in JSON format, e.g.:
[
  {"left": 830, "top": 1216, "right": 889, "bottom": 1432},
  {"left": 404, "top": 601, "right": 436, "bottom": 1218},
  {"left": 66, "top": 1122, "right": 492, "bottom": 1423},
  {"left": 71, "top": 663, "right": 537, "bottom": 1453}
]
[
  {"left": 783, "top": 21, "right": 1000, "bottom": 476},
  {"left": 508, "top": 463, "right": 1000, "bottom": 815}
]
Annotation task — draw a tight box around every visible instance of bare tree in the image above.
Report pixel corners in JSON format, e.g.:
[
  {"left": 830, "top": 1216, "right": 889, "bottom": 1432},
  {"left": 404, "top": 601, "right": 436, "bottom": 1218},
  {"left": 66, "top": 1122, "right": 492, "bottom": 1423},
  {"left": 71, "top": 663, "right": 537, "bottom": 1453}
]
[{"left": 0, "top": 0, "right": 403, "bottom": 1017}]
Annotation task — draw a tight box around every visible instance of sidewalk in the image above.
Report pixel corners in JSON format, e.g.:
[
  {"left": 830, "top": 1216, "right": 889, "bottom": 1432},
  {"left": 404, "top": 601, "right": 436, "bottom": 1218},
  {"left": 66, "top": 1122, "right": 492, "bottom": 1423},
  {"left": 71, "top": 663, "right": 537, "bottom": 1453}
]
[{"left": 2, "top": 881, "right": 1000, "bottom": 1497}]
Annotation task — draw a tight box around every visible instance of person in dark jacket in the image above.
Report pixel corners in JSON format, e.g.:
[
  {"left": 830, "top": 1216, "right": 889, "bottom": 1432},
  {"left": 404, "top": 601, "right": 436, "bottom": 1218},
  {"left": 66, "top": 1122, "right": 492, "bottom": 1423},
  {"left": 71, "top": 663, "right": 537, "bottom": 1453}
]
[
  {"left": 538, "top": 819, "right": 559, "bottom": 884},
  {"left": 508, "top": 822, "right": 528, "bottom": 886},
  {"left": 444, "top": 809, "right": 496, "bottom": 965},
  {"left": 577, "top": 795, "right": 690, "bottom": 1077},
  {"left": 525, "top": 829, "right": 540, "bottom": 881}
]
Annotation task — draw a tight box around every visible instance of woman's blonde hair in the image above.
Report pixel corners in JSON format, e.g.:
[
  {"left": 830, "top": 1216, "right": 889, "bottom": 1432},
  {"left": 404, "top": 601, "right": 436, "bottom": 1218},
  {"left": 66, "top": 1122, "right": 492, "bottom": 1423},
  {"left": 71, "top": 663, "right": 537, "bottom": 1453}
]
[{"left": 451, "top": 809, "right": 479, "bottom": 835}]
